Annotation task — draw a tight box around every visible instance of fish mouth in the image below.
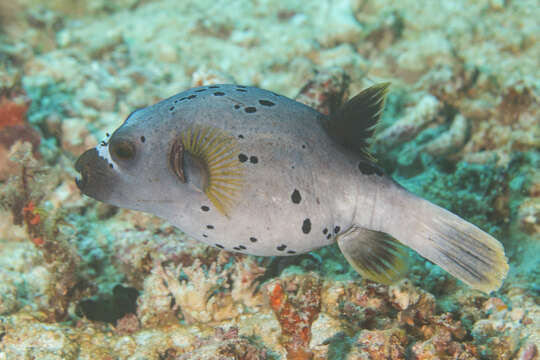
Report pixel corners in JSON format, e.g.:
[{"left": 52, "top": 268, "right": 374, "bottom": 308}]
[
  {"left": 75, "top": 148, "right": 93, "bottom": 192},
  {"left": 74, "top": 154, "right": 87, "bottom": 191},
  {"left": 74, "top": 148, "right": 115, "bottom": 201}
]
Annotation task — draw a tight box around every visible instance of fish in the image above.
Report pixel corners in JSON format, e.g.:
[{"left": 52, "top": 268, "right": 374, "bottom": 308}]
[{"left": 75, "top": 83, "right": 509, "bottom": 293}]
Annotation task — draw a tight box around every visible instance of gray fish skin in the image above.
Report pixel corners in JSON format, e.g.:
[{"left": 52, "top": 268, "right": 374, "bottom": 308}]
[
  {"left": 77, "top": 85, "right": 356, "bottom": 255},
  {"left": 75, "top": 84, "right": 508, "bottom": 293}
]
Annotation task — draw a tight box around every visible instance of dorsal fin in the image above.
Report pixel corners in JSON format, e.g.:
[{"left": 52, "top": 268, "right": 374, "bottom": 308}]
[{"left": 326, "top": 82, "right": 390, "bottom": 159}]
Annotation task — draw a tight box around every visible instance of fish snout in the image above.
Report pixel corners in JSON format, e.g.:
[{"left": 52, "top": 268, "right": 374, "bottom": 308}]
[{"left": 75, "top": 148, "right": 115, "bottom": 201}]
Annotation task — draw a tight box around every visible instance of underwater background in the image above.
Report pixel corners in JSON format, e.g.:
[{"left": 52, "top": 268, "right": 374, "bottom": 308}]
[{"left": 0, "top": 0, "right": 539, "bottom": 359}]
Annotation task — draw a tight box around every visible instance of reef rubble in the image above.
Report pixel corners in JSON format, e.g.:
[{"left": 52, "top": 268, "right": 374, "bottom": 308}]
[{"left": 0, "top": 0, "right": 539, "bottom": 359}]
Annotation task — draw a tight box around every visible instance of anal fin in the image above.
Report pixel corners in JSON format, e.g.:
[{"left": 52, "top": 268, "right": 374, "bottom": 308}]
[{"left": 337, "top": 226, "right": 407, "bottom": 285}]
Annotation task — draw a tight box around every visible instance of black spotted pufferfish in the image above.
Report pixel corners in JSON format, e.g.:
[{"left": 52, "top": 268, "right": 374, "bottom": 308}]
[{"left": 75, "top": 83, "right": 508, "bottom": 293}]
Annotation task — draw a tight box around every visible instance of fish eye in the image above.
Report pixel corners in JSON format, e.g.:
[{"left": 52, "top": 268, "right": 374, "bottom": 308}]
[{"left": 110, "top": 139, "right": 136, "bottom": 161}]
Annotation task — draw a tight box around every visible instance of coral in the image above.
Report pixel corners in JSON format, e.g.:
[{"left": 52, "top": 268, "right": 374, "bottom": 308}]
[
  {"left": 410, "top": 332, "right": 479, "bottom": 360},
  {"left": 230, "top": 255, "right": 266, "bottom": 308},
  {"left": 389, "top": 279, "right": 436, "bottom": 328},
  {"left": 516, "top": 168, "right": 540, "bottom": 236},
  {"left": 0, "top": 95, "right": 30, "bottom": 128},
  {"left": 0, "top": 92, "right": 41, "bottom": 180},
  {"left": 266, "top": 274, "right": 321, "bottom": 359},
  {"left": 114, "top": 313, "right": 140, "bottom": 335},
  {"left": 136, "top": 264, "right": 179, "bottom": 328},
  {"left": 0, "top": 281, "right": 19, "bottom": 315},
  {"left": 111, "top": 222, "right": 216, "bottom": 288},
  {"left": 351, "top": 328, "right": 407, "bottom": 360},
  {"left": 423, "top": 114, "right": 468, "bottom": 157},
  {"left": 294, "top": 67, "right": 351, "bottom": 116},
  {"left": 322, "top": 280, "right": 393, "bottom": 330},
  {"left": 0, "top": 0, "right": 539, "bottom": 358},
  {"left": 136, "top": 254, "right": 265, "bottom": 327},
  {"left": 161, "top": 259, "right": 235, "bottom": 324},
  {"left": 376, "top": 94, "right": 442, "bottom": 148},
  {"left": 176, "top": 327, "right": 268, "bottom": 360},
  {"left": 0, "top": 142, "right": 93, "bottom": 321},
  {"left": 191, "top": 67, "right": 236, "bottom": 87}
]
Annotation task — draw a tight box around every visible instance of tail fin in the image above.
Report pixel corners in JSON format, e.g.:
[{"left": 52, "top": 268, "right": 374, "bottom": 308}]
[{"left": 385, "top": 190, "right": 508, "bottom": 293}]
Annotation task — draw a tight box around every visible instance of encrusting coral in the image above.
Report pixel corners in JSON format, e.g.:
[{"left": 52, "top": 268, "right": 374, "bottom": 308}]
[
  {"left": 0, "top": 142, "right": 94, "bottom": 322},
  {"left": 266, "top": 274, "right": 322, "bottom": 360},
  {"left": 0, "top": 0, "right": 539, "bottom": 358}
]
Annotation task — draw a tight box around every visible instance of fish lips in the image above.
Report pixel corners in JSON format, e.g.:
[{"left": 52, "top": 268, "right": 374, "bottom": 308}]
[{"left": 75, "top": 148, "right": 118, "bottom": 202}]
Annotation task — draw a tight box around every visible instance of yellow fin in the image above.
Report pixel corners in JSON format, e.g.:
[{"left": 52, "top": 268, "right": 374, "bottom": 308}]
[
  {"left": 181, "top": 125, "right": 245, "bottom": 217},
  {"left": 337, "top": 226, "right": 408, "bottom": 285}
]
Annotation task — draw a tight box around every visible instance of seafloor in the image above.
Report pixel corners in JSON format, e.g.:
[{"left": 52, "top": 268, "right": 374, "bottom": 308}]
[{"left": 0, "top": 0, "right": 539, "bottom": 359}]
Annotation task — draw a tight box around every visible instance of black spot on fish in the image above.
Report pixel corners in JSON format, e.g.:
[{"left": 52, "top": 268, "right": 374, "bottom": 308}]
[
  {"left": 302, "top": 144, "right": 306, "bottom": 149},
  {"left": 207, "top": 225, "right": 214, "bottom": 229},
  {"left": 238, "top": 154, "right": 248, "bottom": 162},
  {"left": 216, "top": 243, "right": 224, "bottom": 249},
  {"left": 326, "top": 233, "right": 332, "bottom": 240},
  {"left": 244, "top": 107, "right": 257, "bottom": 113},
  {"left": 250, "top": 156, "right": 258, "bottom": 164},
  {"left": 291, "top": 189, "right": 301, "bottom": 204},
  {"left": 236, "top": 88, "right": 247, "bottom": 92},
  {"left": 238, "top": 245, "right": 246, "bottom": 250},
  {"left": 277, "top": 244, "right": 287, "bottom": 251},
  {"left": 209, "top": 85, "right": 219, "bottom": 88},
  {"left": 358, "top": 161, "right": 383, "bottom": 176},
  {"left": 140, "top": 136, "right": 146, "bottom": 143},
  {"left": 334, "top": 226, "right": 341, "bottom": 234},
  {"left": 237, "top": 85, "right": 247, "bottom": 88},
  {"left": 287, "top": 250, "right": 296, "bottom": 254},
  {"left": 201, "top": 205, "right": 210, "bottom": 212},
  {"left": 203, "top": 234, "right": 208, "bottom": 238},
  {"left": 233, "top": 246, "right": 240, "bottom": 250},
  {"left": 258, "top": 100, "right": 275, "bottom": 106},
  {"left": 234, "top": 104, "right": 241, "bottom": 109},
  {"left": 169, "top": 106, "right": 175, "bottom": 111},
  {"left": 323, "top": 228, "right": 328, "bottom": 235},
  {"left": 250, "top": 237, "right": 257, "bottom": 243},
  {"left": 187, "top": 95, "right": 196, "bottom": 99},
  {"left": 213, "top": 92, "right": 225, "bottom": 96},
  {"left": 106, "top": 133, "right": 110, "bottom": 137},
  {"left": 109, "top": 163, "right": 113, "bottom": 169},
  {"left": 302, "top": 219, "right": 311, "bottom": 234},
  {"left": 238, "top": 134, "right": 244, "bottom": 139},
  {"left": 195, "top": 88, "right": 207, "bottom": 92}
]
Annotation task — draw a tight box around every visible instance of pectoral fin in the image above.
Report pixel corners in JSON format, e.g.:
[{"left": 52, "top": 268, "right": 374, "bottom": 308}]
[
  {"left": 337, "top": 226, "right": 407, "bottom": 285},
  {"left": 172, "top": 125, "right": 245, "bottom": 217}
]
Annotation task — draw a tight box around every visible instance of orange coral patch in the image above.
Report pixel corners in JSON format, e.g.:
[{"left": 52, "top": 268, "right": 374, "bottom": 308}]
[
  {"left": 30, "top": 213, "right": 40, "bottom": 225},
  {"left": 23, "top": 201, "right": 35, "bottom": 213},
  {"left": 270, "top": 283, "right": 284, "bottom": 310},
  {"left": 32, "top": 237, "right": 45, "bottom": 246},
  {"left": 0, "top": 96, "right": 29, "bottom": 128}
]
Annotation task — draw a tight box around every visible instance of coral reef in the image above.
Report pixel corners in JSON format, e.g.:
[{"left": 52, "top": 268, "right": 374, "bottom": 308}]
[
  {"left": 267, "top": 274, "right": 322, "bottom": 359},
  {"left": 0, "top": 0, "right": 539, "bottom": 358}
]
